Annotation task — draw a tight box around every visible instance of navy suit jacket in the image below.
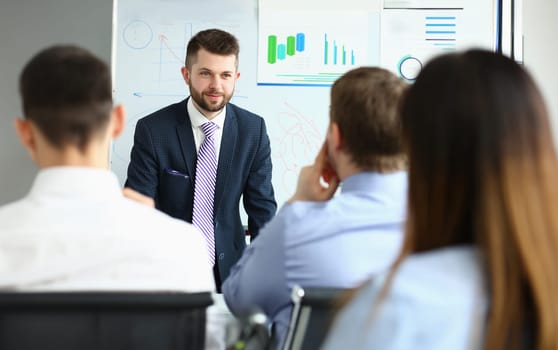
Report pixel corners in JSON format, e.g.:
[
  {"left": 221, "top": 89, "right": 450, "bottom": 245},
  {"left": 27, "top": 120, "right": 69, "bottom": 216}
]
[{"left": 125, "top": 98, "right": 277, "bottom": 283}]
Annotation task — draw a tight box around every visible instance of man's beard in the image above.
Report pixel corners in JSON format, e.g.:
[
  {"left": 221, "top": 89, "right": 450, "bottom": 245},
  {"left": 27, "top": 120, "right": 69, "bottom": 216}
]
[{"left": 190, "top": 87, "right": 233, "bottom": 114}]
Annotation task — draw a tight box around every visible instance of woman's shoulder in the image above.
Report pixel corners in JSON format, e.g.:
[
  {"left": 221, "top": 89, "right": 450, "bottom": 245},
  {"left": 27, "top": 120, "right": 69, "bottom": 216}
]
[
  {"left": 378, "top": 246, "right": 485, "bottom": 313},
  {"left": 322, "top": 246, "right": 487, "bottom": 350}
]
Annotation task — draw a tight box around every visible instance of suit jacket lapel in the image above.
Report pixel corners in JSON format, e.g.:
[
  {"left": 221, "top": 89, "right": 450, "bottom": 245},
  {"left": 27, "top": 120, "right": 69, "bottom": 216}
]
[
  {"left": 175, "top": 98, "right": 196, "bottom": 187},
  {"left": 214, "top": 106, "right": 238, "bottom": 211}
]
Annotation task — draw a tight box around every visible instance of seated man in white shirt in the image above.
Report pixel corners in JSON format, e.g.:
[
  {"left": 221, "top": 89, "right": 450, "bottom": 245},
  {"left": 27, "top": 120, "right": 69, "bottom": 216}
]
[{"left": 0, "top": 44, "right": 215, "bottom": 305}]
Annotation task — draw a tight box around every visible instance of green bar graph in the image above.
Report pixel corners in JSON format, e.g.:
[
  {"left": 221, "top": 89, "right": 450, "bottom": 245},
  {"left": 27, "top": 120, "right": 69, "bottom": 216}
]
[
  {"left": 287, "top": 36, "right": 296, "bottom": 56},
  {"left": 268, "top": 35, "right": 277, "bottom": 64}
]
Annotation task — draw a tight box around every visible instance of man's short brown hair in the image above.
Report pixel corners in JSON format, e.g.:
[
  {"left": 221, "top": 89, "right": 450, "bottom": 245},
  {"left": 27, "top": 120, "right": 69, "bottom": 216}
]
[
  {"left": 330, "top": 67, "right": 407, "bottom": 172},
  {"left": 19, "top": 45, "right": 113, "bottom": 152},
  {"left": 185, "top": 29, "right": 240, "bottom": 69}
]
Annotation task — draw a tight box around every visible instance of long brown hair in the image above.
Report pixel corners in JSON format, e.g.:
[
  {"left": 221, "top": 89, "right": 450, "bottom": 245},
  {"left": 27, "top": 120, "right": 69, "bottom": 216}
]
[{"left": 387, "top": 49, "right": 558, "bottom": 349}]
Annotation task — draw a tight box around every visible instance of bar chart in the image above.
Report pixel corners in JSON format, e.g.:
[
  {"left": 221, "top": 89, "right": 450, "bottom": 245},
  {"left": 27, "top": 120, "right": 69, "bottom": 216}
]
[
  {"left": 267, "top": 33, "right": 306, "bottom": 64},
  {"left": 425, "top": 16, "right": 457, "bottom": 51},
  {"left": 323, "top": 34, "right": 356, "bottom": 66},
  {"left": 380, "top": 7, "right": 493, "bottom": 81},
  {"left": 257, "top": 9, "right": 376, "bottom": 86}
]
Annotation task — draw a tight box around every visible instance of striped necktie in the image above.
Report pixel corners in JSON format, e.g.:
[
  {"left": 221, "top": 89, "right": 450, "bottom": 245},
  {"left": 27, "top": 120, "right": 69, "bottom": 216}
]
[{"left": 192, "top": 121, "right": 218, "bottom": 266}]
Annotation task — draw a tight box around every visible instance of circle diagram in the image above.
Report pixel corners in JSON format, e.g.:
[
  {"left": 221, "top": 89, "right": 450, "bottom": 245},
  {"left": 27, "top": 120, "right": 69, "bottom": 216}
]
[
  {"left": 123, "top": 20, "right": 153, "bottom": 49},
  {"left": 398, "top": 55, "right": 422, "bottom": 81}
]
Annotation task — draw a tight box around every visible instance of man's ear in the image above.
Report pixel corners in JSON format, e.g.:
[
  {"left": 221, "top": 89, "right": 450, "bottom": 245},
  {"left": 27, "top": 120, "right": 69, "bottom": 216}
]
[
  {"left": 14, "top": 117, "right": 38, "bottom": 162},
  {"left": 181, "top": 66, "right": 190, "bottom": 85},
  {"left": 329, "top": 122, "right": 344, "bottom": 151},
  {"left": 110, "top": 104, "right": 126, "bottom": 139}
]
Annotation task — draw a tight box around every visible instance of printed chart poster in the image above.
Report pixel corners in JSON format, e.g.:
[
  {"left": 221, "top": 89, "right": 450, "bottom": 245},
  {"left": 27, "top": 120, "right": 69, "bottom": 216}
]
[
  {"left": 258, "top": 9, "right": 375, "bottom": 86},
  {"left": 381, "top": 1, "right": 494, "bottom": 81}
]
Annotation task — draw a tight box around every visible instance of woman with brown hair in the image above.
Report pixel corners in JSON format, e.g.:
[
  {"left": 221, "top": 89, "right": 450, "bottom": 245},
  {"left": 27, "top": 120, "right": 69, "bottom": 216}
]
[{"left": 321, "top": 49, "right": 558, "bottom": 350}]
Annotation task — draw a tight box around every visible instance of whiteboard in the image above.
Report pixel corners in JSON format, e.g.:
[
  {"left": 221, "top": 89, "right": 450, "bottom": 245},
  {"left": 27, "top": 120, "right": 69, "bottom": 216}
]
[{"left": 111, "top": 0, "right": 499, "bottom": 211}]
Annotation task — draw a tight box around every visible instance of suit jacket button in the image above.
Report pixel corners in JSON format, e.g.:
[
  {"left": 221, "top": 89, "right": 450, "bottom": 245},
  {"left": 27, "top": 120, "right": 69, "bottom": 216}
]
[{"left": 218, "top": 253, "right": 225, "bottom": 260}]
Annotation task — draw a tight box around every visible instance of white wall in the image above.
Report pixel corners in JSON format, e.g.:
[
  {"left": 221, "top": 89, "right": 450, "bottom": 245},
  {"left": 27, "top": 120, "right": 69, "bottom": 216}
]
[
  {"left": 0, "top": 0, "right": 556, "bottom": 205},
  {"left": 523, "top": 0, "right": 558, "bottom": 140},
  {"left": 0, "top": 0, "right": 112, "bottom": 205}
]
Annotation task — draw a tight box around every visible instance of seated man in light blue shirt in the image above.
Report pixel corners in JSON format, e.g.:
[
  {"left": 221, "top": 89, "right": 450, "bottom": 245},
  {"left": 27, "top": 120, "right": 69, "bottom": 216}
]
[{"left": 222, "top": 67, "right": 408, "bottom": 349}]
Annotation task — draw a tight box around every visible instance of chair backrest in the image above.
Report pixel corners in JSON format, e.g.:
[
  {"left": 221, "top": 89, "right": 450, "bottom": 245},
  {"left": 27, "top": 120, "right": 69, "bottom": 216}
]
[
  {"left": 0, "top": 291, "right": 213, "bottom": 350},
  {"left": 283, "top": 286, "right": 348, "bottom": 350}
]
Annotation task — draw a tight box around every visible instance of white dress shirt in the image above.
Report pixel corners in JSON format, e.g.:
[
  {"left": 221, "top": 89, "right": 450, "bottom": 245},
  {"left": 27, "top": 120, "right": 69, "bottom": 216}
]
[
  {"left": 0, "top": 167, "right": 215, "bottom": 292},
  {"left": 187, "top": 98, "right": 226, "bottom": 162}
]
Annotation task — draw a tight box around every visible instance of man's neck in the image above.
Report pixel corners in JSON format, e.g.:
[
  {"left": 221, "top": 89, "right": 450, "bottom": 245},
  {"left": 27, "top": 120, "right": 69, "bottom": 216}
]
[
  {"left": 37, "top": 146, "right": 109, "bottom": 169},
  {"left": 332, "top": 152, "right": 361, "bottom": 182},
  {"left": 192, "top": 100, "right": 222, "bottom": 120},
  {"left": 336, "top": 164, "right": 362, "bottom": 182}
]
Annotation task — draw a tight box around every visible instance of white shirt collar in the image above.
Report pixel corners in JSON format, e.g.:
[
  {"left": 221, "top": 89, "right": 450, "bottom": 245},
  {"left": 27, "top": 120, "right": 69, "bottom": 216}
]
[
  {"left": 187, "top": 97, "right": 226, "bottom": 130},
  {"left": 28, "top": 167, "right": 122, "bottom": 199}
]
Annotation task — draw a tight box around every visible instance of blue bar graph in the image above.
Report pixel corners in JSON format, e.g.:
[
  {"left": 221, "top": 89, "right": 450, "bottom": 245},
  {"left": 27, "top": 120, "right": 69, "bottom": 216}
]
[
  {"left": 296, "top": 33, "right": 305, "bottom": 52},
  {"left": 425, "top": 15, "right": 458, "bottom": 49},
  {"left": 426, "top": 31, "right": 456, "bottom": 34},
  {"left": 324, "top": 34, "right": 328, "bottom": 64},
  {"left": 324, "top": 34, "right": 356, "bottom": 66},
  {"left": 277, "top": 44, "right": 286, "bottom": 60},
  {"left": 425, "top": 16, "right": 456, "bottom": 20},
  {"left": 333, "top": 41, "right": 337, "bottom": 65}
]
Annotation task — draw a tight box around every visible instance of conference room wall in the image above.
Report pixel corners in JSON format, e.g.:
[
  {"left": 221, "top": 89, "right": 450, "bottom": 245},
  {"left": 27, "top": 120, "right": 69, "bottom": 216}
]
[
  {"left": 0, "top": 0, "right": 113, "bottom": 205},
  {"left": 0, "top": 0, "right": 556, "bottom": 205},
  {"left": 523, "top": 0, "right": 558, "bottom": 143}
]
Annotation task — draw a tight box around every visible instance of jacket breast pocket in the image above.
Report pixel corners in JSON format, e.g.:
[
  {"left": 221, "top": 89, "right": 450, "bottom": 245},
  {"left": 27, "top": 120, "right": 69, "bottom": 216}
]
[
  {"left": 163, "top": 168, "right": 189, "bottom": 179},
  {"left": 159, "top": 168, "right": 193, "bottom": 216}
]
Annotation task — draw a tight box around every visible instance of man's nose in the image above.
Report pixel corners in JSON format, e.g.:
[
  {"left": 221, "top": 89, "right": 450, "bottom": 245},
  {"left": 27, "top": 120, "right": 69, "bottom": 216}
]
[{"left": 208, "top": 75, "right": 220, "bottom": 88}]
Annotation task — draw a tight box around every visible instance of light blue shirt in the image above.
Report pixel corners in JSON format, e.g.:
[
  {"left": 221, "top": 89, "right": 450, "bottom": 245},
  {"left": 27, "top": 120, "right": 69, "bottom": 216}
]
[
  {"left": 222, "top": 171, "right": 408, "bottom": 349},
  {"left": 321, "top": 246, "right": 488, "bottom": 350}
]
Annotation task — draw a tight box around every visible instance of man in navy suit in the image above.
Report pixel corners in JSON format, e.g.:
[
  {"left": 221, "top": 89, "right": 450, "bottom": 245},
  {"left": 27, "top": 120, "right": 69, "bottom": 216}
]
[{"left": 126, "top": 29, "right": 277, "bottom": 291}]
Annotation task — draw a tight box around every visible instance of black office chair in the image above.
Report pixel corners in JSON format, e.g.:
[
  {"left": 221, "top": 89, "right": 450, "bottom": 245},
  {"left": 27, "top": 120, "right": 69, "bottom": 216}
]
[
  {"left": 0, "top": 291, "right": 213, "bottom": 350},
  {"left": 225, "top": 309, "right": 274, "bottom": 350},
  {"left": 282, "top": 286, "right": 349, "bottom": 350}
]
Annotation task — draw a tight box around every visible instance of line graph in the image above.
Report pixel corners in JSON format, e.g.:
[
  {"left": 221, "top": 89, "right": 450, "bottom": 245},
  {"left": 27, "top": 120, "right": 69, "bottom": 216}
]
[{"left": 271, "top": 102, "right": 324, "bottom": 193}]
